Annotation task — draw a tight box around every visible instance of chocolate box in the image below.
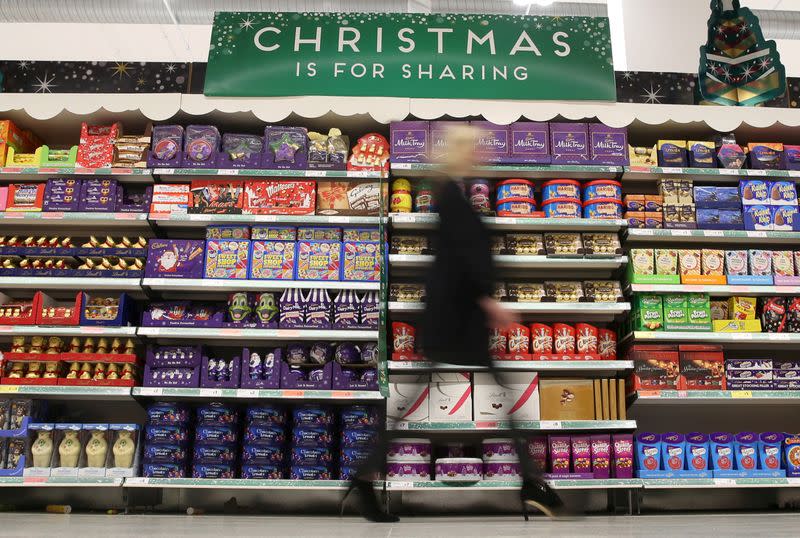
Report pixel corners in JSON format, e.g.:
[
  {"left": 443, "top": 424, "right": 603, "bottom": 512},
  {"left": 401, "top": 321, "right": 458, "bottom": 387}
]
[
  {"left": 589, "top": 124, "right": 628, "bottom": 166},
  {"left": 243, "top": 180, "right": 315, "bottom": 215},
  {"left": 249, "top": 241, "right": 295, "bottom": 280},
  {"left": 744, "top": 205, "right": 773, "bottom": 231},
  {"left": 189, "top": 180, "right": 244, "bottom": 214},
  {"left": 612, "top": 434, "right": 634, "bottom": 479},
  {"left": 748, "top": 143, "right": 785, "bottom": 170},
  {"left": 429, "top": 373, "right": 473, "bottom": 421},
  {"left": 204, "top": 239, "right": 250, "bottom": 279},
  {"left": 472, "top": 372, "right": 540, "bottom": 421},
  {"left": 342, "top": 241, "right": 380, "bottom": 282},
  {"left": 636, "top": 432, "right": 662, "bottom": 471},
  {"left": 772, "top": 206, "right": 799, "bottom": 231},
  {"left": 509, "top": 122, "right": 550, "bottom": 164},
  {"left": 116, "top": 184, "right": 153, "bottom": 213},
  {"left": 240, "top": 348, "right": 282, "bottom": 389},
  {"left": 591, "top": 435, "right": 611, "bottom": 479},
  {"left": 657, "top": 140, "right": 688, "bottom": 167},
  {"left": 279, "top": 361, "right": 333, "bottom": 390},
  {"left": 471, "top": 121, "right": 509, "bottom": 164},
  {"left": 145, "top": 240, "right": 205, "bottom": 279},
  {"left": 768, "top": 181, "right": 798, "bottom": 206},
  {"left": 78, "top": 178, "right": 117, "bottom": 212},
  {"left": 390, "top": 121, "right": 429, "bottom": 163},
  {"left": 697, "top": 209, "right": 744, "bottom": 230},
  {"left": 295, "top": 241, "right": 342, "bottom": 281},
  {"left": 316, "top": 180, "right": 387, "bottom": 216},
  {"left": 43, "top": 178, "right": 82, "bottom": 212},
  {"left": 688, "top": 141, "right": 716, "bottom": 168},
  {"left": 6, "top": 183, "right": 44, "bottom": 212},
  {"left": 786, "top": 146, "right": 800, "bottom": 171},
  {"left": 262, "top": 126, "right": 308, "bottom": 170},
  {"left": 550, "top": 123, "right": 589, "bottom": 164},
  {"left": 740, "top": 180, "right": 769, "bottom": 206},
  {"left": 429, "top": 121, "right": 461, "bottom": 162},
  {"left": 694, "top": 186, "right": 740, "bottom": 209}
]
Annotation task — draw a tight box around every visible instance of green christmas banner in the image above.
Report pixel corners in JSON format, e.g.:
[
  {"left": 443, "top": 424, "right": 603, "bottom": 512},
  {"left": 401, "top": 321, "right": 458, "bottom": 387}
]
[
  {"left": 204, "top": 12, "right": 616, "bottom": 101},
  {"left": 699, "top": 0, "right": 786, "bottom": 106}
]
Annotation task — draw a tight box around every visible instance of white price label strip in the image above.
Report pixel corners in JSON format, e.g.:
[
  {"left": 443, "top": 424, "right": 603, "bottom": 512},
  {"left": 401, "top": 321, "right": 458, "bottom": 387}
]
[
  {"left": 389, "top": 482, "right": 414, "bottom": 489},
  {"left": 704, "top": 230, "right": 725, "bottom": 237},
  {"left": 539, "top": 421, "right": 562, "bottom": 429},
  {"left": 748, "top": 170, "right": 768, "bottom": 176},
  {"left": 662, "top": 168, "right": 684, "bottom": 174},
  {"left": 714, "top": 479, "right": 736, "bottom": 486}
]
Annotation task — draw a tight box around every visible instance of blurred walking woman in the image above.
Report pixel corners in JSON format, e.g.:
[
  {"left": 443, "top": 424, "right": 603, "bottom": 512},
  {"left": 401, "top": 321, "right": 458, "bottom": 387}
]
[{"left": 422, "top": 125, "right": 567, "bottom": 520}]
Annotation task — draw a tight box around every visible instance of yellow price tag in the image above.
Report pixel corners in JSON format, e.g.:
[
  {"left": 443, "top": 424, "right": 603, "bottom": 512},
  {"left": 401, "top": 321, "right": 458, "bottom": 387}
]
[
  {"left": 730, "top": 391, "right": 752, "bottom": 399},
  {"left": 0, "top": 386, "right": 20, "bottom": 393}
]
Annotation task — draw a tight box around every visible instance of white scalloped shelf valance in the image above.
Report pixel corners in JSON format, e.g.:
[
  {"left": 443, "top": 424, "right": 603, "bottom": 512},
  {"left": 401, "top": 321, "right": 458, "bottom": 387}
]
[{"left": 3, "top": 93, "right": 800, "bottom": 130}]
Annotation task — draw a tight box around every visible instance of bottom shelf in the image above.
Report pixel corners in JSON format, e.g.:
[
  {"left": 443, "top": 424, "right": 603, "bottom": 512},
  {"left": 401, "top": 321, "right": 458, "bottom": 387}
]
[
  {"left": 0, "top": 477, "right": 123, "bottom": 487},
  {"left": 386, "top": 479, "right": 642, "bottom": 491},
  {"left": 123, "top": 478, "right": 351, "bottom": 490}
]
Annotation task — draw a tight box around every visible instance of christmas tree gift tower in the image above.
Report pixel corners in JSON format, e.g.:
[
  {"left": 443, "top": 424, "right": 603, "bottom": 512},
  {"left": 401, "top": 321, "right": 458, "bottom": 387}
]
[{"left": 698, "top": 0, "right": 786, "bottom": 106}]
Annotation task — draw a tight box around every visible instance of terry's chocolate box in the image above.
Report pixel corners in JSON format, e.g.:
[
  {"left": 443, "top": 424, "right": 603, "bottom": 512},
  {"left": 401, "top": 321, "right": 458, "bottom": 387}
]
[{"left": 539, "top": 379, "right": 596, "bottom": 420}]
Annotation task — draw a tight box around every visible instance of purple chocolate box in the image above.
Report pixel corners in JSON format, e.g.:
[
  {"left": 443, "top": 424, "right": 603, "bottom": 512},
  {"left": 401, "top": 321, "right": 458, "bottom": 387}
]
[
  {"left": 43, "top": 178, "right": 82, "bottom": 212},
  {"left": 240, "top": 348, "right": 282, "bottom": 389},
  {"left": 390, "top": 121, "right": 429, "bottom": 163},
  {"left": 430, "top": 121, "right": 461, "bottom": 163},
  {"left": 509, "top": 122, "right": 550, "bottom": 164},
  {"left": 145, "top": 239, "right": 205, "bottom": 279},
  {"left": 472, "top": 121, "right": 509, "bottom": 164},
  {"left": 590, "top": 124, "right": 629, "bottom": 166},
  {"left": 550, "top": 123, "right": 589, "bottom": 164},
  {"left": 78, "top": 178, "right": 117, "bottom": 212}
]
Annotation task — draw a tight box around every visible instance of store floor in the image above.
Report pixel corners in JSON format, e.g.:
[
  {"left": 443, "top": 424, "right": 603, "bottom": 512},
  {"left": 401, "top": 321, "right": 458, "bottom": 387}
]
[{"left": 3, "top": 513, "right": 800, "bottom": 537}]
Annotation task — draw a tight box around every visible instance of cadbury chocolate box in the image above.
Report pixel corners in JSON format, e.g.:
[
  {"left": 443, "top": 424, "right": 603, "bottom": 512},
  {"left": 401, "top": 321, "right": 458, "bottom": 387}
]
[
  {"left": 509, "top": 122, "right": 550, "bottom": 164},
  {"left": 145, "top": 239, "right": 205, "bottom": 278},
  {"left": 43, "top": 178, "right": 82, "bottom": 212},
  {"left": 589, "top": 124, "right": 628, "bottom": 166},
  {"left": 390, "top": 121, "right": 429, "bottom": 163},
  {"left": 78, "top": 178, "right": 117, "bottom": 212},
  {"left": 550, "top": 123, "right": 589, "bottom": 164},
  {"left": 472, "top": 121, "right": 509, "bottom": 164}
]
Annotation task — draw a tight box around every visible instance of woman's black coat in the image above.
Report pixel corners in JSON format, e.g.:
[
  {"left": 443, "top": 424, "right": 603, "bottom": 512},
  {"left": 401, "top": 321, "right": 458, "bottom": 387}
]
[{"left": 422, "top": 179, "right": 494, "bottom": 367}]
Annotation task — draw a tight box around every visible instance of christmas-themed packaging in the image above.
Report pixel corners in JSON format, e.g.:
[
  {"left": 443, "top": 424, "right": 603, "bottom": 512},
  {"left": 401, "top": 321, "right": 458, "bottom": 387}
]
[
  {"left": 76, "top": 122, "right": 120, "bottom": 168},
  {"left": 316, "top": 180, "right": 387, "bottom": 216},
  {"left": 243, "top": 180, "right": 315, "bottom": 215},
  {"left": 145, "top": 239, "right": 205, "bottom": 278},
  {"left": 6, "top": 183, "right": 44, "bottom": 212},
  {"left": 307, "top": 129, "right": 349, "bottom": 170},
  {"left": 262, "top": 126, "right": 309, "bottom": 169},
  {"left": 347, "top": 133, "right": 389, "bottom": 172},
  {"left": 78, "top": 178, "right": 117, "bottom": 212},
  {"left": 182, "top": 125, "right": 220, "bottom": 169},
  {"left": 147, "top": 125, "right": 184, "bottom": 168},
  {"left": 217, "top": 133, "right": 263, "bottom": 169},
  {"left": 204, "top": 239, "right": 250, "bottom": 279},
  {"left": 43, "top": 178, "right": 82, "bottom": 212},
  {"left": 189, "top": 180, "right": 244, "bottom": 214}
]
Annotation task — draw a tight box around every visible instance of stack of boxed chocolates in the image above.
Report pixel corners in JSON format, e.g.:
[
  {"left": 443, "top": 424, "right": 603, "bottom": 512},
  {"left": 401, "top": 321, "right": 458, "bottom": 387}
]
[
  {"left": 726, "top": 358, "right": 800, "bottom": 390},
  {"left": 627, "top": 344, "right": 725, "bottom": 392},
  {"left": 629, "top": 293, "right": 712, "bottom": 333},
  {"left": 635, "top": 432, "right": 797, "bottom": 479},
  {"left": 390, "top": 121, "right": 628, "bottom": 166},
  {"left": 740, "top": 180, "right": 799, "bottom": 231}
]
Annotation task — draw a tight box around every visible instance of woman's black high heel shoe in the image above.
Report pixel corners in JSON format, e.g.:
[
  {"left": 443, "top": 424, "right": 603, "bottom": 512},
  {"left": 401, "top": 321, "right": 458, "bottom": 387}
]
[
  {"left": 341, "top": 477, "right": 399, "bottom": 523},
  {"left": 520, "top": 479, "right": 569, "bottom": 521}
]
